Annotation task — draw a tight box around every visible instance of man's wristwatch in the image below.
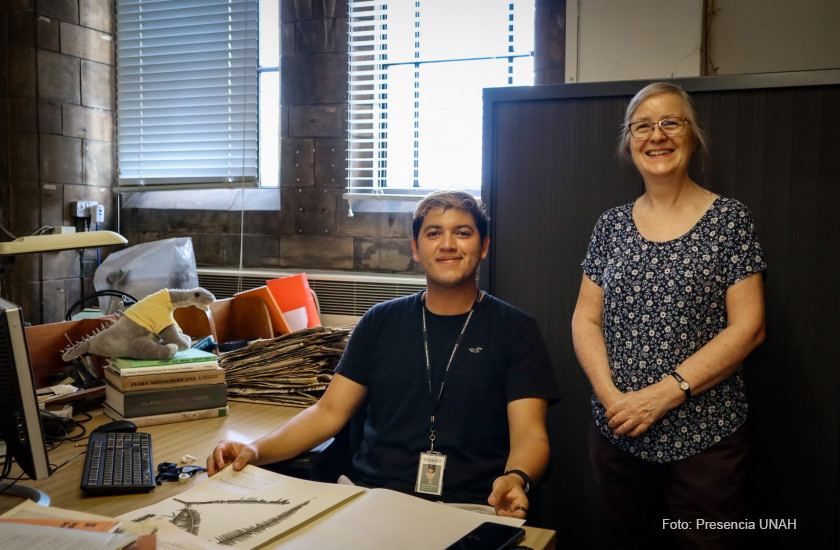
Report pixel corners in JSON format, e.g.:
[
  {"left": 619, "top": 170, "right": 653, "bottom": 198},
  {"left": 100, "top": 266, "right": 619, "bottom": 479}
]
[
  {"left": 670, "top": 371, "right": 691, "bottom": 399},
  {"left": 504, "top": 469, "right": 532, "bottom": 493}
]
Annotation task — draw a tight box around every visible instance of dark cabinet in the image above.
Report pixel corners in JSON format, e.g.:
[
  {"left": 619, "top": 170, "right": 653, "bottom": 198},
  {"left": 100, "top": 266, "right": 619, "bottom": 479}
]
[{"left": 481, "top": 70, "right": 840, "bottom": 547}]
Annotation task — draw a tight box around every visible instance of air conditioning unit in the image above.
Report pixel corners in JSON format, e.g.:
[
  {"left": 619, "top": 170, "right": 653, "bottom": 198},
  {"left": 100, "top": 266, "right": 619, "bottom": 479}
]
[{"left": 197, "top": 268, "right": 426, "bottom": 326}]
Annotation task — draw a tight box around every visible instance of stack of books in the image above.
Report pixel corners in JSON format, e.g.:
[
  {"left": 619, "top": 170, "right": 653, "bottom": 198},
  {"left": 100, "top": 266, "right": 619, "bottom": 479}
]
[{"left": 103, "top": 348, "right": 229, "bottom": 427}]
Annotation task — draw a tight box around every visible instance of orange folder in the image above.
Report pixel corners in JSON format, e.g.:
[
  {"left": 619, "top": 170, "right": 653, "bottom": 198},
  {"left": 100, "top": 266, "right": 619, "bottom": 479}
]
[
  {"left": 266, "top": 273, "right": 321, "bottom": 328},
  {"left": 234, "top": 286, "right": 292, "bottom": 335}
]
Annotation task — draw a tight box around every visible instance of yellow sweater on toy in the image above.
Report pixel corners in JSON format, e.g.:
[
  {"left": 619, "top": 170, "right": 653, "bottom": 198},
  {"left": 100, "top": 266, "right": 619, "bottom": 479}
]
[{"left": 124, "top": 288, "right": 178, "bottom": 335}]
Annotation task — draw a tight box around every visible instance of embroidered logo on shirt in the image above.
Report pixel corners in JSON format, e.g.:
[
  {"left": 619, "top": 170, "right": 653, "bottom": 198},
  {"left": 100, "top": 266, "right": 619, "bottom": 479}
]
[{"left": 469, "top": 347, "right": 483, "bottom": 354}]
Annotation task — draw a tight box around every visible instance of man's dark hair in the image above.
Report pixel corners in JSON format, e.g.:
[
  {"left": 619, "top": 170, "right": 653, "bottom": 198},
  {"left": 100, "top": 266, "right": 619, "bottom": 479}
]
[{"left": 412, "top": 190, "right": 490, "bottom": 242}]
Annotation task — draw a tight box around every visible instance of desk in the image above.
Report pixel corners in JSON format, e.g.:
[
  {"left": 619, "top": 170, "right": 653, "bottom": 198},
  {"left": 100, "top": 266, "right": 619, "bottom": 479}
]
[{"left": 1, "top": 401, "right": 555, "bottom": 550}]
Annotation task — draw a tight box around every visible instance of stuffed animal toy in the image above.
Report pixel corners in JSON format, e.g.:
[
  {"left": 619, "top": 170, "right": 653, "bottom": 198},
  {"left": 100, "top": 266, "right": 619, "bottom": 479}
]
[{"left": 61, "top": 287, "right": 215, "bottom": 361}]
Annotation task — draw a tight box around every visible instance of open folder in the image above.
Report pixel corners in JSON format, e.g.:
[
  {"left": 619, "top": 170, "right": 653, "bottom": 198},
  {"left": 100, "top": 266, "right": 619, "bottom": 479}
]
[{"left": 118, "top": 465, "right": 523, "bottom": 550}]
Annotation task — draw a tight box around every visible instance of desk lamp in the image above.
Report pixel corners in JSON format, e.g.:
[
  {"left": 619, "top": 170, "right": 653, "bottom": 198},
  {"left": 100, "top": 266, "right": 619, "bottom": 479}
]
[{"left": 0, "top": 231, "right": 128, "bottom": 255}]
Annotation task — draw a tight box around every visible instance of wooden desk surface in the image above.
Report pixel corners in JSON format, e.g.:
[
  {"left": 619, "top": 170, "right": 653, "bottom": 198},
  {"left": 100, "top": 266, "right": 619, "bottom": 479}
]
[{"left": 1, "top": 401, "right": 554, "bottom": 550}]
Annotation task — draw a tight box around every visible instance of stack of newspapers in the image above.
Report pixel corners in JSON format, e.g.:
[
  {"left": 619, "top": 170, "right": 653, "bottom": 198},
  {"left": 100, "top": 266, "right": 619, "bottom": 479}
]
[
  {"left": 220, "top": 326, "right": 351, "bottom": 408},
  {"left": 103, "top": 347, "right": 229, "bottom": 426}
]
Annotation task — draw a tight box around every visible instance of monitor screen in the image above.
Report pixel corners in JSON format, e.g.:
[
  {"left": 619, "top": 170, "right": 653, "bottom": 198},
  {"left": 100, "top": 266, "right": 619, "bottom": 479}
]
[{"left": 0, "top": 298, "right": 50, "bottom": 482}]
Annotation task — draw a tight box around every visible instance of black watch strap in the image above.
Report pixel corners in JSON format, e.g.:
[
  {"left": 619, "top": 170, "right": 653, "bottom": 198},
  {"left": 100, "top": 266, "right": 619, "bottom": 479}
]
[{"left": 504, "top": 469, "right": 533, "bottom": 493}]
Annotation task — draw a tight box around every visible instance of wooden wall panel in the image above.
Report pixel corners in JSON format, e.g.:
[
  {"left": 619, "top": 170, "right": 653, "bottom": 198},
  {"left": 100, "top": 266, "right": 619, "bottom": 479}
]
[{"left": 482, "top": 71, "right": 840, "bottom": 547}]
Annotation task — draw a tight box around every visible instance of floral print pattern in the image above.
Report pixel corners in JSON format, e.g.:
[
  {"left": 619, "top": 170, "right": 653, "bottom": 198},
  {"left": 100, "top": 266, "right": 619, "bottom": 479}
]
[{"left": 582, "top": 196, "right": 766, "bottom": 462}]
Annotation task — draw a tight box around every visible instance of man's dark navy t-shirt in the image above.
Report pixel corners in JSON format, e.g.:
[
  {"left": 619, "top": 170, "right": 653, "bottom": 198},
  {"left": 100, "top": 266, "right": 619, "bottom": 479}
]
[{"left": 335, "top": 291, "right": 559, "bottom": 504}]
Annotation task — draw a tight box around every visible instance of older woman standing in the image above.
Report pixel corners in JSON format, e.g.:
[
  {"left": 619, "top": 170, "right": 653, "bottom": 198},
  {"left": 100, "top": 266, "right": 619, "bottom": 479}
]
[{"left": 572, "top": 82, "right": 766, "bottom": 549}]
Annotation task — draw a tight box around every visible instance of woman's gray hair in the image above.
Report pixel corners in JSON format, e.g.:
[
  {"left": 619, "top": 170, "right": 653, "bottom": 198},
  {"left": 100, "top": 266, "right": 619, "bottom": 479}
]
[{"left": 617, "top": 82, "right": 710, "bottom": 164}]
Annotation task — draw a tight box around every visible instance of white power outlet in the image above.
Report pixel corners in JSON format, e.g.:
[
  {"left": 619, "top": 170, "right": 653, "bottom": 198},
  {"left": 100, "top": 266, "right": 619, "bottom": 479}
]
[
  {"left": 70, "top": 200, "right": 98, "bottom": 217},
  {"left": 92, "top": 204, "right": 105, "bottom": 223}
]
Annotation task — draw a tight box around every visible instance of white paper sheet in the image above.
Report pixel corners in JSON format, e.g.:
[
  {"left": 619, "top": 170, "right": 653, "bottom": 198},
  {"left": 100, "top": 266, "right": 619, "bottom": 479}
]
[
  {"left": 119, "top": 465, "right": 365, "bottom": 550},
  {"left": 270, "top": 487, "right": 525, "bottom": 550},
  {"left": 283, "top": 307, "right": 307, "bottom": 332},
  {"left": 143, "top": 519, "right": 232, "bottom": 550}
]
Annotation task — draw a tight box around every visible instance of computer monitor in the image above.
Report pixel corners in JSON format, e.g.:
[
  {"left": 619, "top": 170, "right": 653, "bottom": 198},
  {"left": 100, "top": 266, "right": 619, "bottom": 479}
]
[{"left": 0, "top": 297, "right": 51, "bottom": 503}]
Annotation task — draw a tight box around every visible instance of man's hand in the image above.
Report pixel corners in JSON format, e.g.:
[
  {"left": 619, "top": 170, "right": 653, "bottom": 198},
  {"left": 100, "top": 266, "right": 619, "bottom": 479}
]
[
  {"left": 488, "top": 475, "right": 529, "bottom": 519},
  {"left": 206, "top": 439, "right": 258, "bottom": 476}
]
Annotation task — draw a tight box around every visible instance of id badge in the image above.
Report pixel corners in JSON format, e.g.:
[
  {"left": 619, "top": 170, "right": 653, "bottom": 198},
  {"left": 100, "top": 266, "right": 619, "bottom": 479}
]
[{"left": 415, "top": 451, "right": 446, "bottom": 496}]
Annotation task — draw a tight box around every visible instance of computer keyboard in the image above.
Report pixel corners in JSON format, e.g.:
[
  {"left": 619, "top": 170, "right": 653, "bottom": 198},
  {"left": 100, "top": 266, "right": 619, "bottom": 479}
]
[{"left": 80, "top": 431, "right": 156, "bottom": 495}]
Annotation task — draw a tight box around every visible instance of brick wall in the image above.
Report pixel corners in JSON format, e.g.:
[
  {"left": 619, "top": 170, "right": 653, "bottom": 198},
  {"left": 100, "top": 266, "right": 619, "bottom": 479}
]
[
  {"left": 535, "top": 0, "right": 566, "bottom": 84},
  {"left": 1, "top": 0, "right": 117, "bottom": 324}
]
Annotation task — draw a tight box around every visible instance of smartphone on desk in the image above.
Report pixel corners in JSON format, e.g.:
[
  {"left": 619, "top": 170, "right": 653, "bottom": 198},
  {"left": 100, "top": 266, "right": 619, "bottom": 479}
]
[{"left": 444, "top": 521, "right": 526, "bottom": 550}]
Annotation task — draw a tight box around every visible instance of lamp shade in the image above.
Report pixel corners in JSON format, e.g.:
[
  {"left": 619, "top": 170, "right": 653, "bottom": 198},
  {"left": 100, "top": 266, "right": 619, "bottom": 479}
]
[{"left": 0, "top": 231, "right": 128, "bottom": 255}]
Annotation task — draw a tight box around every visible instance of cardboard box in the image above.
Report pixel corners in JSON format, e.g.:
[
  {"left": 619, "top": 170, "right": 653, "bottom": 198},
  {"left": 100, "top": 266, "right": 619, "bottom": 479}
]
[
  {"left": 173, "top": 297, "right": 274, "bottom": 345},
  {"left": 25, "top": 317, "right": 114, "bottom": 388}
]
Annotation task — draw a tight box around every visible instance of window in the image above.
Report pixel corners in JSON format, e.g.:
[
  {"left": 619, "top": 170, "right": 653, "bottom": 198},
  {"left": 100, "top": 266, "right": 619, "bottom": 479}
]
[
  {"left": 116, "top": 0, "right": 275, "bottom": 191},
  {"left": 258, "top": 1, "right": 280, "bottom": 189},
  {"left": 346, "top": 0, "right": 534, "bottom": 203}
]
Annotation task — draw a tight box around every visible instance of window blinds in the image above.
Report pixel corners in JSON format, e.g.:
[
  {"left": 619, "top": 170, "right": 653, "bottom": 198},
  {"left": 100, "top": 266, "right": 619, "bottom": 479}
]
[
  {"left": 116, "top": 0, "right": 259, "bottom": 190},
  {"left": 346, "top": 0, "right": 534, "bottom": 199},
  {"left": 347, "top": 0, "right": 382, "bottom": 191}
]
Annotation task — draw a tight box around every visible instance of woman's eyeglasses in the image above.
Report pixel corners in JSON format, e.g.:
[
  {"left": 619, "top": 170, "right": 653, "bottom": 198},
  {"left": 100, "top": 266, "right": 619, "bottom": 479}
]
[{"left": 628, "top": 117, "right": 690, "bottom": 139}]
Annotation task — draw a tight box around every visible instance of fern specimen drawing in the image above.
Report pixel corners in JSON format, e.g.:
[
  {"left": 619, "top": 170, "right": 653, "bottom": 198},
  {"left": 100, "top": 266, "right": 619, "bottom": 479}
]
[
  {"left": 118, "top": 465, "right": 365, "bottom": 550},
  {"left": 215, "top": 499, "right": 312, "bottom": 546},
  {"left": 167, "top": 496, "right": 306, "bottom": 546}
]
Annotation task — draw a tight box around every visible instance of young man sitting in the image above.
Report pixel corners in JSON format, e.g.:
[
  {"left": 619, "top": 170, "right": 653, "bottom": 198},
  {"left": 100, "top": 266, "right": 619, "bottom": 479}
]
[{"left": 207, "top": 190, "right": 559, "bottom": 517}]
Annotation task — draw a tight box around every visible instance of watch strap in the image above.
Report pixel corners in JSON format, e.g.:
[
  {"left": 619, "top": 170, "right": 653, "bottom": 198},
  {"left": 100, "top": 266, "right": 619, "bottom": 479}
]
[{"left": 504, "top": 469, "right": 533, "bottom": 493}]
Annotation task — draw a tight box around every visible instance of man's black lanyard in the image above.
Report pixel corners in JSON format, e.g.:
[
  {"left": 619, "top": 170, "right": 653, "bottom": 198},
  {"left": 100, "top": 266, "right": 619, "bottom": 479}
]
[{"left": 420, "top": 291, "right": 482, "bottom": 451}]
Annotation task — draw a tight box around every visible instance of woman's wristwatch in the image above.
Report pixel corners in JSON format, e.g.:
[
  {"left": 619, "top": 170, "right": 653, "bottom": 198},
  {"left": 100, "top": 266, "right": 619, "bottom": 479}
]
[
  {"left": 670, "top": 371, "right": 691, "bottom": 399},
  {"left": 504, "top": 469, "right": 533, "bottom": 493}
]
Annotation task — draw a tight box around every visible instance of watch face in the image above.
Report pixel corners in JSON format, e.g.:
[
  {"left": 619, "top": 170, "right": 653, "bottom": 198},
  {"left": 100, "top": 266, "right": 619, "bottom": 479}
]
[{"left": 679, "top": 381, "right": 690, "bottom": 391}]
